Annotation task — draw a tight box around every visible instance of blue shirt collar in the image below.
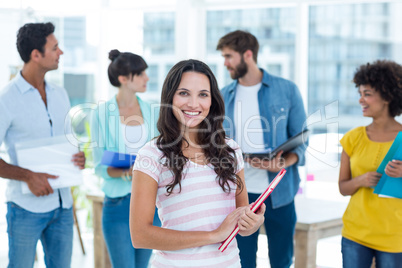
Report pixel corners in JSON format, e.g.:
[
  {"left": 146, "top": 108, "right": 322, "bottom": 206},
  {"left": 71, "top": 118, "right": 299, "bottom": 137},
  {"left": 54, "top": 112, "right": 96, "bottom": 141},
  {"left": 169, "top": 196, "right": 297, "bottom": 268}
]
[
  {"left": 15, "top": 71, "right": 34, "bottom": 94},
  {"left": 15, "top": 71, "right": 54, "bottom": 94},
  {"left": 261, "top": 68, "right": 271, "bottom": 87}
]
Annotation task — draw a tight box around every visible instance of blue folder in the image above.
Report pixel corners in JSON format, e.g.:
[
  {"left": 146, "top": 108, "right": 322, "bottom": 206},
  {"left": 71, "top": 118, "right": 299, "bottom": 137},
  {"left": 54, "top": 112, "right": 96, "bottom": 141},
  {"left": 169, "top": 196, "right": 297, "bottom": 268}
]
[
  {"left": 101, "top": 150, "right": 136, "bottom": 168},
  {"left": 374, "top": 132, "right": 402, "bottom": 198}
]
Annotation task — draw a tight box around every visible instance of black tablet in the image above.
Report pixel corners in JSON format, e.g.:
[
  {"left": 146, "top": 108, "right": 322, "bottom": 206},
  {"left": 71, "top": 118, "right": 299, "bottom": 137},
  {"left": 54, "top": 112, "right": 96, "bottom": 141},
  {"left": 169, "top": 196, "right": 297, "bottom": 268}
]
[{"left": 243, "top": 129, "right": 310, "bottom": 160}]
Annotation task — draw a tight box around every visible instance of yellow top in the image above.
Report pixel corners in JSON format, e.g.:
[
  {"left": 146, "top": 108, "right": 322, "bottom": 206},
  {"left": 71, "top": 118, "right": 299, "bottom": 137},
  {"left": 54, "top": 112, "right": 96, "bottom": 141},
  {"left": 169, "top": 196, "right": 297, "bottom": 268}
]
[{"left": 340, "top": 126, "right": 402, "bottom": 252}]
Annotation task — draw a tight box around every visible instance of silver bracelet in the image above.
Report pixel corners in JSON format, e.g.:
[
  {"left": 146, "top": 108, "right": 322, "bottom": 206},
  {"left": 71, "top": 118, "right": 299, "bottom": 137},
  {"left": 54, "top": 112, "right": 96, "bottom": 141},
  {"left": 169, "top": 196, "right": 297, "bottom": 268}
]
[{"left": 121, "top": 169, "right": 132, "bottom": 181}]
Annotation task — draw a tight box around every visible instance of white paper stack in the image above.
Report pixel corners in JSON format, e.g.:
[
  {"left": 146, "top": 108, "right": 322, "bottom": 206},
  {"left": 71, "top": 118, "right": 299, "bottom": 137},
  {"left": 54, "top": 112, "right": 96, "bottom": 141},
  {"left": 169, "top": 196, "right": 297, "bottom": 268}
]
[{"left": 15, "top": 135, "right": 83, "bottom": 194}]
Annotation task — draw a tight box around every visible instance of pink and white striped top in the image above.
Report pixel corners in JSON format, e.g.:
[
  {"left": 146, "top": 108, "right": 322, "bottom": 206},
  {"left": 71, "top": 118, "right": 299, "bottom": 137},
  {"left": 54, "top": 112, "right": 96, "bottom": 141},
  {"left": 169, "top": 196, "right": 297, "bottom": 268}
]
[{"left": 133, "top": 138, "right": 244, "bottom": 268}]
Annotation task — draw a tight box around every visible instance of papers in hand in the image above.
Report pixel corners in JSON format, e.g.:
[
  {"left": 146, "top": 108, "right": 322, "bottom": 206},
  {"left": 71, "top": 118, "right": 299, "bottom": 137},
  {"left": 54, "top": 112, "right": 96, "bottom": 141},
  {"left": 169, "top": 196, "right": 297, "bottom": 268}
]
[
  {"left": 101, "top": 150, "right": 136, "bottom": 169},
  {"left": 374, "top": 132, "right": 402, "bottom": 199},
  {"left": 15, "top": 135, "right": 83, "bottom": 194},
  {"left": 218, "top": 169, "right": 287, "bottom": 252}
]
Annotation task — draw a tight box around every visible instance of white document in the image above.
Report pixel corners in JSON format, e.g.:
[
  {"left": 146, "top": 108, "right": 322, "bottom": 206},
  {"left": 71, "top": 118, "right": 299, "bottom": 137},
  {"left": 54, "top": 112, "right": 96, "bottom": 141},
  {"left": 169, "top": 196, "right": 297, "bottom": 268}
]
[
  {"left": 379, "top": 194, "right": 393, "bottom": 198},
  {"left": 15, "top": 135, "right": 83, "bottom": 194}
]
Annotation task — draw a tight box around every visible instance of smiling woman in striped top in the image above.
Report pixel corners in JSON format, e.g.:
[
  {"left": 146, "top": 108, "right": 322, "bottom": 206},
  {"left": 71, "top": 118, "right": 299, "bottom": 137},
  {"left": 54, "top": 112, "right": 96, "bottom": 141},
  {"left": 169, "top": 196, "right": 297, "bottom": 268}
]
[{"left": 129, "top": 59, "right": 265, "bottom": 267}]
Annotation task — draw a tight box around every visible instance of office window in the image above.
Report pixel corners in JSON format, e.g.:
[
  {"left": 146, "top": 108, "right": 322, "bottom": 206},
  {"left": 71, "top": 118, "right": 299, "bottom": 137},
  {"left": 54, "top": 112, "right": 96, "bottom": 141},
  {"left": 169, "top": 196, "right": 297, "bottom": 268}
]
[
  {"left": 144, "top": 12, "right": 175, "bottom": 55},
  {"left": 142, "top": 12, "right": 176, "bottom": 100},
  {"left": 206, "top": 7, "right": 297, "bottom": 87},
  {"left": 308, "top": 2, "right": 402, "bottom": 133},
  {"left": 267, "top": 64, "right": 282, "bottom": 77},
  {"left": 64, "top": 74, "right": 95, "bottom": 107},
  {"left": 44, "top": 16, "right": 97, "bottom": 106},
  {"left": 147, "top": 64, "right": 159, "bottom": 93}
]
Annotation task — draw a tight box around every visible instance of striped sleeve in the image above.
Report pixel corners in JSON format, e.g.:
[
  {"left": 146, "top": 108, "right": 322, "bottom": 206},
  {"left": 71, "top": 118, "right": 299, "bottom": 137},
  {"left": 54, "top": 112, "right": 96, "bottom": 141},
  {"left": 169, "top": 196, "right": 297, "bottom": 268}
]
[
  {"left": 226, "top": 139, "right": 244, "bottom": 173},
  {"left": 133, "top": 141, "right": 163, "bottom": 183}
]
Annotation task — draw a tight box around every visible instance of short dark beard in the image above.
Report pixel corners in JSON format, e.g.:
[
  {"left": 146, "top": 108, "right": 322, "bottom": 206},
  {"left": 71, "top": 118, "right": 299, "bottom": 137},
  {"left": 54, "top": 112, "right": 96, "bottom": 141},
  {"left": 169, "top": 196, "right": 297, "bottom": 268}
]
[{"left": 231, "top": 56, "right": 248, "bottom": 79}]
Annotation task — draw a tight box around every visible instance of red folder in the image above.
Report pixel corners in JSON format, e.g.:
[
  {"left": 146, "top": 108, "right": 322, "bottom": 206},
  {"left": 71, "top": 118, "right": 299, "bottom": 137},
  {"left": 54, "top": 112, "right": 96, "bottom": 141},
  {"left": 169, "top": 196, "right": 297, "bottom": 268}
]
[{"left": 218, "top": 169, "right": 287, "bottom": 252}]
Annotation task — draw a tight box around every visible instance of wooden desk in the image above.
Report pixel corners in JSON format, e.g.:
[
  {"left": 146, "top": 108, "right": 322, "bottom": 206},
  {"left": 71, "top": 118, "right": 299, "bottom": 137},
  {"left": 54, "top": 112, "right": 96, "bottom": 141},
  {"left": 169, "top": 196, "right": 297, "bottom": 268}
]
[
  {"left": 86, "top": 193, "right": 111, "bottom": 268},
  {"left": 294, "top": 196, "right": 348, "bottom": 268}
]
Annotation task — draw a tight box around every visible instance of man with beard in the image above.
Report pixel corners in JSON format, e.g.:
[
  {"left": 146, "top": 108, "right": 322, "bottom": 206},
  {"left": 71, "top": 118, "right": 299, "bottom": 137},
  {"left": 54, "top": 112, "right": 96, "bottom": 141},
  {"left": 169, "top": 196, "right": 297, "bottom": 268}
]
[{"left": 217, "top": 30, "right": 307, "bottom": 268}]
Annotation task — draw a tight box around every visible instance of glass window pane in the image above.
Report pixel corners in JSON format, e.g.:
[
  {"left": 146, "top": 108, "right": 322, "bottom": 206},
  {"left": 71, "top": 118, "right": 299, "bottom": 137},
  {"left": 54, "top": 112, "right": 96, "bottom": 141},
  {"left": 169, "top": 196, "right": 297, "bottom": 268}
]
[
  {"left": 308, "top": 2, "right": 402, "bottom": 133},
  {"left": 206, "top": 7, "right": 297, "bottom": 87},
  {"left": 147, "top": 65, "right": 159, "bottom": 93},
  {"left": 143, "top": 12, "right": 175, "bottom": 55},
  {"left": 44, "top": 16, "right": 98, "bottom": 107}
]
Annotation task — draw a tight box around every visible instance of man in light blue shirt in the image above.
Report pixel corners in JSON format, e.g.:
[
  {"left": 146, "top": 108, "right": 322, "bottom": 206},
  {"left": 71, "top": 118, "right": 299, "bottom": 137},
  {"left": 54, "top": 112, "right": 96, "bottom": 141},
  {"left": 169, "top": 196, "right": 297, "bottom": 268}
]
[
  {"left": 217, "top": 30, "right": 308, "bottom": 268},
  {"left": 0, "top": 22, "right": 85, "bottom": 268}
]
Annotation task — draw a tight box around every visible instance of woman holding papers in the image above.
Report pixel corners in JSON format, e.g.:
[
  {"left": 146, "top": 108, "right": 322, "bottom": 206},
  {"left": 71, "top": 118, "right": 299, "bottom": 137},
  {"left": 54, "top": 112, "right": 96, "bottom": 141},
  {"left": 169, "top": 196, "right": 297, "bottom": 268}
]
[
  {"left": 129, "top": 59, "right": 265, "bottom": 267},
  {"left": 91, "top": 50, "right": 160, "bottom": 268},
  {"left": 338, "top": 60, "right": 402, "bottom": 267}
]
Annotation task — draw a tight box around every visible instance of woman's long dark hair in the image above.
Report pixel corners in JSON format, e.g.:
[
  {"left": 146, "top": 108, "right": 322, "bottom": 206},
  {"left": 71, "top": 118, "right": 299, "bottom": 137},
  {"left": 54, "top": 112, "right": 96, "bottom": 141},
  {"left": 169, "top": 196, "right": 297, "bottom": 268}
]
[{"left": 157, "top": 59, "right": 243, "bottom": 195}]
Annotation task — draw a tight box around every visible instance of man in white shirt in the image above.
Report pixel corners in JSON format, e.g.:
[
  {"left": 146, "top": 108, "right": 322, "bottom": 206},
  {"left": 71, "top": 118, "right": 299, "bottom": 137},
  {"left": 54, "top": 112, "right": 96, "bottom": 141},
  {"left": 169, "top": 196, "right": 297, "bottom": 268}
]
[{"left": 0, "top": 22, "right": 85, "bottom": 268}]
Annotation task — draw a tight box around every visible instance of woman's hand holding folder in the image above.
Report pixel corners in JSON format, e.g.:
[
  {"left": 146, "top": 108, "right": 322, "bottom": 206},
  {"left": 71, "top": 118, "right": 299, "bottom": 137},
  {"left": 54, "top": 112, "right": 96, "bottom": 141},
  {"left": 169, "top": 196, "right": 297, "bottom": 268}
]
[
  {"left": 211, "top": 206, "right": 248, "bottom": 243},
  {"left": 385, "top": 160, "right": 402, "bottom": 178},
  {"left": 237, "top": 202, "right": 266, "bottom": 237},
  {"left": 218, "top": 169, "right": 286, "bottom": 252},
  {"left": 211, "top": 203, "right": 265, "bottom": 244}
]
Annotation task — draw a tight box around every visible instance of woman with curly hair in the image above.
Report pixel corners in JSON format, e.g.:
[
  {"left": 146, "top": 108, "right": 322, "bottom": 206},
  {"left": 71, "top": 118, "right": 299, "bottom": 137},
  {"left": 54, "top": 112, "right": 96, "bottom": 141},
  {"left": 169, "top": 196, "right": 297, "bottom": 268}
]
[
  {"left": 129, "top": 59, "right": 265, "bottom": 267},
  {"left": 339, "top": 60, "right": 402, "bottom": 267}
]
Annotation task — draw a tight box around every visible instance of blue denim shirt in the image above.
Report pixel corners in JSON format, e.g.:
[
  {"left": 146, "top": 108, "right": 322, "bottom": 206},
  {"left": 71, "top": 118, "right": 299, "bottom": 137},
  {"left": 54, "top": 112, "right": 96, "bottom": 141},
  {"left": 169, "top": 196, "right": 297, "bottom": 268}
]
[{"left": 221, "top": 69, "right": 307, "bottom": 209}]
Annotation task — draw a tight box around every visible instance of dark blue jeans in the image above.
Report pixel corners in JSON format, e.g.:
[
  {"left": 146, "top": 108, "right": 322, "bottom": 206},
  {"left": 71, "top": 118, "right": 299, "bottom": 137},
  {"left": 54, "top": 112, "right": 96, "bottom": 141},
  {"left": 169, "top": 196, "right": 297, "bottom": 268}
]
[
  {"left": 342, "top": 237, "right": 402, "bottom": 268},
  {"left": 102, "top": 193, "right": 161, "bottom": 268},
  {"left": 236, "top": 194, "right": 296, "bottom": 268},
  {"left": 6, "top": 202, "right": 73, "bottom": 268}
]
